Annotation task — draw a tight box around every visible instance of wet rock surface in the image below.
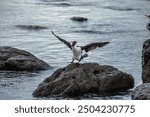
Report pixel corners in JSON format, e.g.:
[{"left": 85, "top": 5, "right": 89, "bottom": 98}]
[
  {"left": 33, "top": 63, "right": 134, "bottom": 97},
  {"left": 132, "top": 83, "right": 150, "bottom": 100},
  {"left": 131, "top": 39, "right": 150, "bottom": 100},
  {"left": 0, "top": 46, "right": 50, "bottom": 71},
  {"left": 142, "top": 39, "right": 150, "bottom": 83}
]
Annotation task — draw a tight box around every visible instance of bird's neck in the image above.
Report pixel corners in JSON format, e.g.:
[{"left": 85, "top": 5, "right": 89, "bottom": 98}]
[{"left": 72, "top": 44, "right": 77, "bottom": 48}]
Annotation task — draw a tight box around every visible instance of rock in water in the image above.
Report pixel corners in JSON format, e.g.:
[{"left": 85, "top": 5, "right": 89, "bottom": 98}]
[
  {"left": 132, "top": 83, "right": 150, "bottom": 100},
  {"left": 16, "top": 25, "right": 47, "bottom": 30},
  {"left": 131, "top": 39, "right": 150, "bottom": 100},
  {"left": 33, "top": 63, "right": 134, "bottom": 97},
  {"left": 71, "top": 17, "right": 88, "bottom": 22},
  {"left": 0, "top": 46, "right": 50, "bottom": 71},
  {"left": 142, "top": 39, "right": 150, "bottom": 83}
]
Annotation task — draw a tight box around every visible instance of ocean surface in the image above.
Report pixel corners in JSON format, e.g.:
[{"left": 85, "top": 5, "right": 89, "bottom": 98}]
[{"left": 0, "top": 0, "right": 150, "bottom": 100}]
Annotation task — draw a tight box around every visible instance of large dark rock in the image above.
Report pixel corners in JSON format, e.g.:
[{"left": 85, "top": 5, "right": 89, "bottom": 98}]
[
  {"left": 131, "top": 39, "right": 150, "bottom": 100},
  {"left": 33, "top": 63, "right": 134, "bottom": 97},
  {"left": 0, "top": 46, "right": 50, "bottom": 71},
  {"left": 132, "top": 83, "right": 150, "bottom": 100},
  {"left": 142, "top": 39, "right": 150, "bottom": 83}
]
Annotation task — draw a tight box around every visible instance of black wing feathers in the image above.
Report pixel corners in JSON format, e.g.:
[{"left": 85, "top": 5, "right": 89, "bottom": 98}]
[
  {"left": 51, "top": 31, "right": 110, "bottom": 52},
  {"left": 51, "top": 31, "right": 72, "bottom": 49},
  {"left": 82, "top": 42, "right": 110, "bottom": 52}
]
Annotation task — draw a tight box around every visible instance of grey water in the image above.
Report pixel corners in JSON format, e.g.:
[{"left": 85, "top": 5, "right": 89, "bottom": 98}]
[{"left": 0, "top": 0, "right": 149, "bottom": 100}]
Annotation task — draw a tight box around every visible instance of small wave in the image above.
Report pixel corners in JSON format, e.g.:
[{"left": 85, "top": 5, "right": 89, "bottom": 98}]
[
  {"left": 41, "top": 0, "right": 69, "bottom": 3},
  {"left": 0, "top": 71, "right": 38, "bottom": 78},
  {"left": 103, "top": 6, "right": 139, "bottom": 11},
  {"left": 53, "top": 0, "right": 69, "bottom": 1},
  {"left": 73, "top": 29, "right": 140, "bottom": 35},
  {"left": 38, "top": 0, "right": 71, "bottom": 6},
  {"left": 52, "top": 3, "right": 71, "bottom": 7},
  {"left": 97, "top": 24, "right": 113, "bottom": 27},
  {"left": 74, "top": 30, "right": 107, "bottom": 34}
]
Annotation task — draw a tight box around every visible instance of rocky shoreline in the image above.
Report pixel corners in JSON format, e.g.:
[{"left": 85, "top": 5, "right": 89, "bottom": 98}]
[
  {"left": 1, "top": 38, "right": 150, "bottom": 100},
  {"left": 132, "top": 39, "right": 150, "bottom": 100}
]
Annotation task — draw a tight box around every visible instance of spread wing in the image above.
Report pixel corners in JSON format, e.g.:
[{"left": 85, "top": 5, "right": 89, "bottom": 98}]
[
  {"left": 51, "top": 31, "right": 72, "bottom": 49},
  {"left": 82, "top": 42, "right": 110, "bottom": 52}
]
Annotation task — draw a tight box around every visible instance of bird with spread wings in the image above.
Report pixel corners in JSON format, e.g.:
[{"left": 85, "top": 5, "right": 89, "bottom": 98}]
[{"left": 51, "top": 31, "right": 110, "bottom": 63}]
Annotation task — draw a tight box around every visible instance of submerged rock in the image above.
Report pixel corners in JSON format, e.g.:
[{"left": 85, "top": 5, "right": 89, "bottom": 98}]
[
  {"left": 0, "top": 46, "right": 50, "bottom": 71},
  {"left": 16, "top": 25, "right": 47, "bottom": 30},
  {"left": 142, "top": 39, "right": 150, "bottom": 83},
  {"left": 33, "top": 63, "right": 134, "bottom": 97},
  {"left": 71, "top": 17, "right": 88, "bottom": 22},
  {"left": 132, "top": 83, "right": 150, "bottom": 100}
]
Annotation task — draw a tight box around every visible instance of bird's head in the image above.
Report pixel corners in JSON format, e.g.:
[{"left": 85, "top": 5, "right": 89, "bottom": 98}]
[
  {"left": 145, "top": 15, "right": 150, "bottom": 19},
  {"left": 72, "top": 41, "right": 77, "bottom": 47}
]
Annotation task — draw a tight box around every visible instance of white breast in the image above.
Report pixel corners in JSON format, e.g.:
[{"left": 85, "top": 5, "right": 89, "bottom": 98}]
[{"left": 72, "top": 46, "right": 82, "bottom": 61}]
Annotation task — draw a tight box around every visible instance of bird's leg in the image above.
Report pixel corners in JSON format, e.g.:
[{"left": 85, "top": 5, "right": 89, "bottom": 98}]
[
  {"left": 71, "top": 60, "right": 74, "bottom": 63},
  {"left": 78, "top": 58, "right": 82, "bottom": 63},
  {"left": 77, "top": 55, "right": 84, "bottom": 64},
  {"left": 76, "top": 61, "right": 80, "bottom": 66},
  {"left": 71, "top": 57, "right": 75, "bottom": 63}
]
